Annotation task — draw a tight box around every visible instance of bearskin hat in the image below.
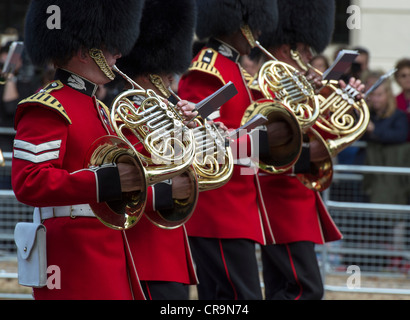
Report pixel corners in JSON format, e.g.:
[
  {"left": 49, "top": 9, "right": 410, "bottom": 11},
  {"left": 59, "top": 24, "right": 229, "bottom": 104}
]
[
  {"left": 195, "top": 0, "right": 278, "bottom": 41},
  {"left": 259, "top": 0, "right": 335, "bottom": 54},
  {"left": 24, "top": 0, "right": 145, "bottom": 67},
  {"left": 117, "top": 0, "right": 197, "bottom": 78}
]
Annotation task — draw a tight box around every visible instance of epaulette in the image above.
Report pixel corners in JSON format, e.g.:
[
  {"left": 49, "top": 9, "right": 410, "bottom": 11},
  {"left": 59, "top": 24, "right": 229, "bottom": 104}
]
[
  {"left": 188, "top": 48, "right": 226, "bottom": 85},
  {"left": 241, "top": 67, "right": 254, "bottom": 84},
  {"left": 18, "top": 80, "right": 72, "bottom": 124},
  {"left": 248, "top": 76, "right": 261, "bottom": 92},
  {"left": 241, "top": 68, "right": 261, "bottom": 92}
]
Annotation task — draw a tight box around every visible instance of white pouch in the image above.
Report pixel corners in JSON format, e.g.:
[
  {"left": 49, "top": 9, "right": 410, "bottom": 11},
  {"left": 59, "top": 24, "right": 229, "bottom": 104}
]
[{"left": 14, "top": 211, "right": 47, "bottom": 288}]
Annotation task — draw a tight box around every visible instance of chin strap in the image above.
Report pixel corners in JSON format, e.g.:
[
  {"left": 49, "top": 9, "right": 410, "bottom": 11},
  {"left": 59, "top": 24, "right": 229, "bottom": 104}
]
[
  {"left": 89, "top": 48, "right": 116, "bottom": 81},
  {"left": 240, "top": 25, "right": 257, "bottom": 48},
  {"left": 149, "top": 74, "right": 172, "bottom": 98},
  {"left": 290, "top": 50, "right": 309, "bottom": 73}
]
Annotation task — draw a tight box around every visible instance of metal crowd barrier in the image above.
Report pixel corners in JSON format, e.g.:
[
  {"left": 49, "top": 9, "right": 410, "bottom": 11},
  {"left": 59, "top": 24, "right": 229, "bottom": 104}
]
[
  {"left": 2, "top": 137, "right": 410, "bottom": 298},
  {"left": 0, "top": 150, "right": 33, "bottom": 299},
  {"left": 318, "top": 163, "right": 410, "bottom": 296}
]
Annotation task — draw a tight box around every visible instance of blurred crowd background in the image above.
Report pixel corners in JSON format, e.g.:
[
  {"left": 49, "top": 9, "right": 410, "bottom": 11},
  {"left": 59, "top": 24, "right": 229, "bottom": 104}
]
[{"left": 1, "top": 0, "right": 410, "bottom": 205}]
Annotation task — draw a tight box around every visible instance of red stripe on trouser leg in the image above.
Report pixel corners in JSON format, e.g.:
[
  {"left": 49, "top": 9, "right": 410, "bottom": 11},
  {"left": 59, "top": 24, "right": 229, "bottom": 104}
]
[
  {"left": 143, "top": 282, "right": 153, "bottom": 300},
  {"left": 218, "top": 239, "right": 238, "bottom": 300},
  {"left": 285, "top": 244, "right": 303, "bottom": 300}
]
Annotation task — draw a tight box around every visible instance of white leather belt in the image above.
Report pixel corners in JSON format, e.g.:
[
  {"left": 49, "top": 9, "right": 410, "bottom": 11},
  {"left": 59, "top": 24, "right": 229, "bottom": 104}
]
[
  {"left": 34, "top": 204, "right": 96, "bottom": 220},
  {"left": 233, "top": 158, "right": 256, "bottom": 168}
]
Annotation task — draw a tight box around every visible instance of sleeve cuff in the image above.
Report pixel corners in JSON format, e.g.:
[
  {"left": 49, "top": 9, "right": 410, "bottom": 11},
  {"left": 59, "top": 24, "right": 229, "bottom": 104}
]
[
  {"left": 293, "top": 134, "right": 311, "bottom": 174},
  {"left": 153, "top": 180, "right": 174, "bottom": 211},
  {"left": 94, "top": 164, "right": 122, "bottom": 203},
  {"left": 251, "top": 128, "right": 270, "bottom": 161}
]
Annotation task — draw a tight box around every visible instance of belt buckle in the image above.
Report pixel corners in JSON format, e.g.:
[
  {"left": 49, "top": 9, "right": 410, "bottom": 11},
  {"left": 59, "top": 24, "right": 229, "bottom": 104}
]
[{"left": 70, "top": 206, "right": 76, "bottom": 219}]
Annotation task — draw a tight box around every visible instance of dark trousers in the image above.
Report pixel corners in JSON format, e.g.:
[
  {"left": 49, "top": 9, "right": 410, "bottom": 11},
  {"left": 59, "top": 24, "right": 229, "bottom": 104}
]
[
  {"left": 261, "top": 241, "right": 324, "bottom": 300},
  {"left": 141, "top": 281, "right": 190, "bottom": 300},
  {"left": 189, "top": 237, "right": 262, "bottom": 300}
]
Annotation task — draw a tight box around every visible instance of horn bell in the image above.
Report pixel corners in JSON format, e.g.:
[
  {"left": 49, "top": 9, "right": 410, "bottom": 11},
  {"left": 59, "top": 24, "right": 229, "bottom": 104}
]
[
  {"left": 242, "top": 99, "right": 303, "bottom": 174},
  {"left": 84, "top": 135, "right": 148, "bottom": 230},
  {"left": 296, "top": 127, "right": 334, "bottom": 192},
  {"left": 145, "top": 166, "right": 199, "bottom": 229}
]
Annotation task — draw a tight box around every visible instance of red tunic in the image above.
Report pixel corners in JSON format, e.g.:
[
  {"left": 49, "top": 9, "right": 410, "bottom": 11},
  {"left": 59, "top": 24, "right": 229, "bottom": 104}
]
[
  {"left": 12, "top": 69, "right": 145, "bottom": 300},
  {"left": 253, "top": 83, "right": 342, "bottom": 245},
  {"left": 123, "top": 108, "right": 197, "bottom": 285},
  {"left": 178, "top": 39, "right": 273, "bottom": 244},
  {"left": 125, "top": 217, "right": 197, "bottom": 285},
  {"left": 258, "top": 174, "right": 342, "bottom": 244}
]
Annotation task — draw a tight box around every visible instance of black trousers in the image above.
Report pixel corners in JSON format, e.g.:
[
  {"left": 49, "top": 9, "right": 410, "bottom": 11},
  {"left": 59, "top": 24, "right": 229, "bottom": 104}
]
[
  {"left": 189, "top": 237, "right": 262, "bottom": 300},
  {"left": 261, "top": 241, "right": 324, "bottom": 300},
  {"left": 141, "top": 281, "right": 190, "bottom": 300}
]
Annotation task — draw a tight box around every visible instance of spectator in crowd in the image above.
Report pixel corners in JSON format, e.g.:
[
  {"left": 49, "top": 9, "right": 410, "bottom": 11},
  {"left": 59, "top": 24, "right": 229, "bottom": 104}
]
[
  {"left": 310, "top": 54, "right": 330, "bottom": 73},
  {"left": 362, "top": 70, "right": 410, "bottom": 205},
  {"left": 0, "top": 41, "right": 23, "bottom": 189},
  {"left": 0, "top": 41, "right": 22, "bottom": 151},
  {"left": 0, "top": 41, "right": 42, "bottom": 151},
  {"left": 0, "top": 40, "right": 43, "bottom": 189},
  {"left": 363, "top": 70, "right": 410, "bottom": 264},
  {"left": 394, "top": 58, "right": 410, "bottom": 141},
  {"left": 333, "top": 46, "right": 370, "bottom": 84},
  {"left": 352, "top": 46, "right": 371, "bottom": 82}
]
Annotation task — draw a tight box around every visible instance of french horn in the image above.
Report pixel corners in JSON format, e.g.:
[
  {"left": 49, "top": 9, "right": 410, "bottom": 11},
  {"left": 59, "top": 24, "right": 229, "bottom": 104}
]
[
  {"left": 241, "top": 99, "right": 303, "bottom": 174},
  {"left": 241, "top": 26, "right": 321, "bottom": 131},
  {"left": 240, "top": 26, "right": 307, "bottom": 173},
  {"left": 84, "top": 66, "right": 197, "bottom": 230},
  {"left": 191, "top": 118, "right": 234, "bottom": 191},
  {"left": 150, "top": 74, "right": 234, "bottom": 192},
  {"left": 291, "top": 50, "right": 370, "bottom": 191}
]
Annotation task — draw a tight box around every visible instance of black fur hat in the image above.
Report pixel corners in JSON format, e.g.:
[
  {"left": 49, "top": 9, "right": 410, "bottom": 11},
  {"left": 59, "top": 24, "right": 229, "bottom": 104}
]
[
  {"left": 117, "top": 0, "right": 197, "bottom": 78},
  {"left": 260, "top": 0, "right": 335, "bottom": 53},
  {"left": 24, "top": 0, "right": 145, "bottom": 67},
  {"left": 195, "top": 0, "right": 278, "bottom": 40}
]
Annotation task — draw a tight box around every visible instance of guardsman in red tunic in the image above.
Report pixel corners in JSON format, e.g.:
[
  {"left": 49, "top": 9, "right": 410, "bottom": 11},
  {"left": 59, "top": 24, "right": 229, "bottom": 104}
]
[
  {"left": 178, "top": 0, "right": 295, "bottom": 300},
  {"left": 252, "top": 0, "right": 364, "bottom": 300},
  {"left": 12, "top": 0, "right": 146, "bottom": 300},
  {"left": 116, "top": 0, "right": 199, "bottom": 300}
]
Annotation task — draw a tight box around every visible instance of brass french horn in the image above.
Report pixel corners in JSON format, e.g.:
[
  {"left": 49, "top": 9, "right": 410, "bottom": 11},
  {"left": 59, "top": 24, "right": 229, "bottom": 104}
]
[
  {"left": 150, "top": 74, "right": 234, "bottom": 192},
  {"left": 240, "top": 26, "right": 309, "bottom": 173},
  {"left": 241, "top": 99, "right": 303, "bottom": 173},
  {"left": 84, "top": 66, "right": 197, "bottom": 230},
  {"left": 291, "top": 50, "right": 370, "bottom": 191},
  {"left": 191, "top": 118, "right": 234, "bottom": 191},
  {"left": 85, "top": 135, "right": 147, "bottom": 230},
  {"left": 241, "top": 26, "right": 321, "bottom": 131}
]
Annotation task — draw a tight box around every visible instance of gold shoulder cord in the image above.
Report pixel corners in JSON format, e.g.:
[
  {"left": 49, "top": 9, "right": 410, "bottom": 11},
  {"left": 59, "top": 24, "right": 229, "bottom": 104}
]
[
  {"left": 18, "top": 81, "right": 72, "bottom": 124},
  {"left": 89, "top": 48, "right": 116, "bottom": 81}
]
